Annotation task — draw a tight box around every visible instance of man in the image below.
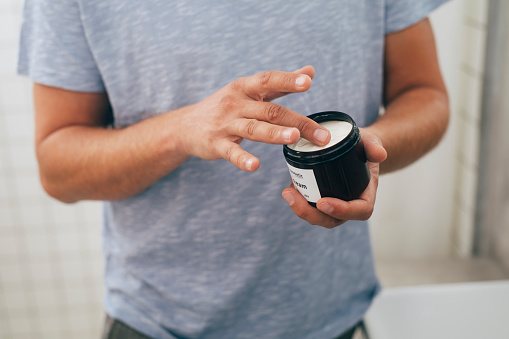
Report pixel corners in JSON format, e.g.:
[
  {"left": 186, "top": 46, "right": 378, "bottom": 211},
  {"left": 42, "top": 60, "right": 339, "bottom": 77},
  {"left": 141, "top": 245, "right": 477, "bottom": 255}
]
[{"left": 19, "top": 1, "right": 449, "bottom": 338}]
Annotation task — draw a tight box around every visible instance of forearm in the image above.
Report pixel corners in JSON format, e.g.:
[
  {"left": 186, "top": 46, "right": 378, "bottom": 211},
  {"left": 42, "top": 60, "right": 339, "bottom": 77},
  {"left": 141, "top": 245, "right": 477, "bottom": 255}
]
[
  {"left": 364, "top": 86, "right": 449, "bottom": 174},
  {"left": 37, "top": 107, "right": 191, "bottom": 203}
]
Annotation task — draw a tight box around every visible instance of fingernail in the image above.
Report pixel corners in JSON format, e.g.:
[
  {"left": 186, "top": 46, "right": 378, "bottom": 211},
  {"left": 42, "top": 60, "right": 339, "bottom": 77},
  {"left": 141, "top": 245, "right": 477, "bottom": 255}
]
[
  {"left": 282, "top": 191, "right": 295, "bottom": 206},
  {"left": 282, "top": 128, "right": 294, "bottom": 142},
  {"left": 295, "top": 75, "right": 307, "bottom": 88},
  {"left": 245, "top": 158, "right": 254, "bottom": 171},
  {"left": 318, "top": 202, "right": 333, "bottom": 214},
  {"left": 313, "top": 129, "right": 329, "bottom": 144}
]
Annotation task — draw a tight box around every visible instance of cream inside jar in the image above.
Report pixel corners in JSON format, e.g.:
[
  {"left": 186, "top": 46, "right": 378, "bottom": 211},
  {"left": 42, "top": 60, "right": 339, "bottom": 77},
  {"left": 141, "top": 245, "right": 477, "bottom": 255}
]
[{"left": 288, "top": 120, "right": 353, "bottom": 152}]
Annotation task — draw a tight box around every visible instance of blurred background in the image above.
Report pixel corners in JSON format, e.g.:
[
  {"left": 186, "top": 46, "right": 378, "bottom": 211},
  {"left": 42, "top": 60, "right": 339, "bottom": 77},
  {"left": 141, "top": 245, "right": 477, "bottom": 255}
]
[{"left": 1, "top": 0, "right": 508, "bottom": 338}]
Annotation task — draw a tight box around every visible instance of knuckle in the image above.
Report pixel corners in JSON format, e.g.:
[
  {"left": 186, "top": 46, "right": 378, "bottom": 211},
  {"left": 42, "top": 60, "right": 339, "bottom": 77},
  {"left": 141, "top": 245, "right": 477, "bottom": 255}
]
[
  {"left": 260, "top": 71, "right": 273, "bottom": 87},
  {"left": 267, "top": 125, "right": 279, "bottom": 140},
  {"left": 283, "top": 74, "right": 295, "bottom": 87},
  {"left": 296, "top": 209, "right": 308, "bottom": 221},
  {"left": 245, "top": 119, "right": 258, "bottom": 137},
  {"left": 224, "top": 145, "right": 235, "bottom": 162},
  {"left": 296, "top": 118, "right": 314, "bottom": 135},
  {"left": 219, "top": 95, "right": 238, "bottom": 112},
  {"left": 265, "top": 104, "right": 286, "bottom": 123},
  {"left": 224, "top": 145, "right": 244, "bottom": 168},
  {"left": 230, "top": 78, "right": 244, "bottom": 93}
]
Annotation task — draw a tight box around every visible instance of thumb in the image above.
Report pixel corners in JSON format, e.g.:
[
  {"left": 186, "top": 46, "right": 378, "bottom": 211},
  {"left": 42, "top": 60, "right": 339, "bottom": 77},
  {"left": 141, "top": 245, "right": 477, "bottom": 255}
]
[
  {"left": 293, "top": 65, "right": 315, "bottom": 80},
  {"left": 361, "top": 130, "right": 387, "bottom": 163}
]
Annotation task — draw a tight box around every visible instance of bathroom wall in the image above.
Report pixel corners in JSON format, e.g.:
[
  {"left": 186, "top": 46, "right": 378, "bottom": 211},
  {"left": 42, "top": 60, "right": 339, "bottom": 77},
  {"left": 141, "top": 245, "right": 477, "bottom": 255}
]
[
  {"left": 0, "top": 2, "right": 104, "bottom": 338},
  {"left": 474, "top": 0, "right": 509, "bottom": 271},
  {"left": 370, "top": 0, "right": 489, "bottom": 260},
  {"left": 0, "top": 1, "right": 489, "bottom": 338}
]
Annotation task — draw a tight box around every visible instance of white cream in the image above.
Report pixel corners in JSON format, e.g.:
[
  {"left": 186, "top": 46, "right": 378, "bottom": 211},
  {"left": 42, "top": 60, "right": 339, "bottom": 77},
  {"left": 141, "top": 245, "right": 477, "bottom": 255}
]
[{"left": 288, "top": 120, "right": 353, "bottom": 152}]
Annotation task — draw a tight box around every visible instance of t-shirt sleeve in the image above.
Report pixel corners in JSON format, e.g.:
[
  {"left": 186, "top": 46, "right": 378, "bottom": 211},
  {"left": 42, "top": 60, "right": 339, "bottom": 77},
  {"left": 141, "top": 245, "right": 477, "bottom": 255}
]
[
  {"left": 17, "top": 0, "right": 105, "bottom": 92},
  {"left": 385, "top": 0, "right": 450, "bottom": 34}
]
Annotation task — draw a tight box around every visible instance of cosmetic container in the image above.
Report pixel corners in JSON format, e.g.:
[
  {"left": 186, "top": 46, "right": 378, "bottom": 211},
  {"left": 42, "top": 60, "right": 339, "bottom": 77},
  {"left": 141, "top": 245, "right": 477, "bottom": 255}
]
[{"left": 283, "top": 111, "right": 370, "bottom": 206}]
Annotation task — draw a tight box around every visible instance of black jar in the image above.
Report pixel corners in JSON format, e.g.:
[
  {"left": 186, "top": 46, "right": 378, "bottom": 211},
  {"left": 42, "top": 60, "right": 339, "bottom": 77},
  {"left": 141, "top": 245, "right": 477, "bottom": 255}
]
[{"left": 283, "top": 111, "right": 370, "bottom": 206}]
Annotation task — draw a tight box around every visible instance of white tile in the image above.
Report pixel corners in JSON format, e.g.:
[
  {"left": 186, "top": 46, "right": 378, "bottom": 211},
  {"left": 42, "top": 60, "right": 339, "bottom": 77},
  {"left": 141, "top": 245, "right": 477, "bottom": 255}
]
[
  {"left": 0, "top": 146, "right": 12, "bottom": 171},
  {"left": 83, "top": 228, "right": 102, "bottom": 254},
  {"left": 456, "top": 208, "right": 475, "bottom": 257},
  {"left": 463, "top": 76, "right": 483, "bottom": 123},
  {"left": 69, "top": 313, "right": 94, "bottom": 332},
  {"left": 460, "top": 24, "right": 487, "bottom": 76},
  {"left": 459, "top": 166, "right": 478, "bottom": 211},
  {"left": 63, "top": 285, "right": 93, "bottom": 306},
  {"left": 36, "top": 314, "right": 66, "bottom": 335},
  {"left": 24, "top": 233, "right": 52, "bottom": 256},
  {"left": 0, "top": 12, "right": 19, "bottom": 44},
  {"left": 2, "top": 288, "right": 30, "bottom": 311},
  {"left": 10, "top": 0, "right": 24, "bottom": 16},
  {"left": 13, "top": 174, "right": 45, "bottom": 199},
  {"left": 54, "top": 230, "right": 82, "bottom": 254},
  {"left": 78, "top": 201, "right": 103, "bottom": 224},
  {"left": 7, "top": 143, "right": 38, "bottom": 169},
  {"left": 0, "top": 204, "right": 15, "bottom": 228},
  {"left": 461, "top": 121, "right": 481, "bottom": 168},
  {"left": 0, "top": 261, "right": 27, "bottom": 283},
  {"left": 0, "top": 233, "right": 21, "bottom": 256},
  {"left": 0, "top": 173, "right": 12, "bottom": 199},
  {"left": 0, "top": 45, "right": 19, "bottom": 76},
  {"left": 33, "top": 286, "right": 60, "bottom": 309},
  {"left": 58, "top": 258, "right": 87, "bottom": 281},
  {"left": 0, "top": 75, "right": 28, "bottom": 112},
  {"left": 28, "top": 259, "right": 57, "bottom": 283},
  {"left": 16, "top": 202, "right": 47, "bottom": 226},
  {"left": 464, "top": 0, "right": 489, "bottom": 25},
  {"left": 4, "top": 113, "right": 34, "bottom": 139},
  {"left": 49, "top": 201, "right": 79, "bottom": 225}
]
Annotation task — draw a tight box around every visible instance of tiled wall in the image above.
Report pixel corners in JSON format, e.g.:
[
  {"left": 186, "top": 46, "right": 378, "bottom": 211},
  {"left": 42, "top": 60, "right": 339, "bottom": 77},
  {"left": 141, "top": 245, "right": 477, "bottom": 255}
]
[
  {"left": 0, "top": 0, "right": 490, "bottom": 338},
  {"left": 0, "top": 1, "right": 105, "bottom": 338},
  {"left": 451, "top": 0, "right": 489, "bottom": 257}
]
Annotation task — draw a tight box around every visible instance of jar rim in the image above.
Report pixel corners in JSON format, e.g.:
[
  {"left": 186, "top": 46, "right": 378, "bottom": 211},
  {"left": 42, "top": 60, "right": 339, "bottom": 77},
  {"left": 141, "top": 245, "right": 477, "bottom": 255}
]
[{"left": 283, "top": 111, "right": 359, "bottom": 162}]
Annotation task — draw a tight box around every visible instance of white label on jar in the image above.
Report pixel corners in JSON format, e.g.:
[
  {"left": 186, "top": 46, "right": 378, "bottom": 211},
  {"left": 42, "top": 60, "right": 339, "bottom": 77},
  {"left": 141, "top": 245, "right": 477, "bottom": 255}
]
[{"left": 286, "top": 163, "right": 322, "bottom": 203}]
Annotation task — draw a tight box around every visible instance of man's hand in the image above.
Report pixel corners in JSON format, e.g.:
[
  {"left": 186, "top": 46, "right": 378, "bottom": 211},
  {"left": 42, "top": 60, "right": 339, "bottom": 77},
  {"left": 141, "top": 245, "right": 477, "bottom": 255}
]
[
  {"left": 281, "top": 130, "right": 387, "bottom": 228},
  {"left": 34, "top": 66, "right": 330, "bottom": 202},
  {"left": 177, "top": 66, "right": 331, "bottom": 172}
]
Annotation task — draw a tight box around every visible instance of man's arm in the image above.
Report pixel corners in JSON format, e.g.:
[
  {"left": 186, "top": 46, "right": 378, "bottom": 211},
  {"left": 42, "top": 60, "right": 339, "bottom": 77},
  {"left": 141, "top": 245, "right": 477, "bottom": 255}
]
[
  {"left": 282, "top": 18, "right": 450, "bottom": 228},
  {"left": 34, "top": 67, "right": 331, "bottom": 203},
  {"left": 34, "top": 84, "right": 190, "bottom": 203},
  {"left": 365, "top": 18, "right": 449, "bottom": 173}
]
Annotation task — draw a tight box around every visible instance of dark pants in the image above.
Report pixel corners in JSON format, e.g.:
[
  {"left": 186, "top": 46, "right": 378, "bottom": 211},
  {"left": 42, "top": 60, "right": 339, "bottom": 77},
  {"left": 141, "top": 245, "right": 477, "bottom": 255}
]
[{"left": 102, "top": 315, "right": 360, "bottom": 339}]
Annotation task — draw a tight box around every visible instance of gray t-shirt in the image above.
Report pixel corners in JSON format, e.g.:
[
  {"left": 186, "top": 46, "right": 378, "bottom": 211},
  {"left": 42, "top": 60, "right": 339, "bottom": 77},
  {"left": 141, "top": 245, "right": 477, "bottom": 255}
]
[{"left": 18, "top": 1, "right": 446, "bottom": 338}]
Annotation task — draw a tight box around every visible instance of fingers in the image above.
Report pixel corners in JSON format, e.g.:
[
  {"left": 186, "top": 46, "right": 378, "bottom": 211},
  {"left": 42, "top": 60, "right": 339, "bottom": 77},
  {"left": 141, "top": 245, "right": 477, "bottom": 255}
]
[
  {"left": 216, "top": 139, "right": 260, "bottom": 172},
  {"left": 263, "top": 66, "right": 316, "bottom": 102},
  {"left": 295, "top": 65, "right": 316, "bottom": 80},
  {"left": 282, "top": 187, "right": 345, "bottom": 229},
  {"left": 283, "top": 162, "right": 381, "bottom": 228},
  {"left": 235, "top": 100, "right": 330, "bottom": 146},
  {"left": 316, "top": 197, "right": 375, "bottom": 222},
  {"left": 360, "top": 129, "right": 387, "bottom": 163},
  {"left": 234, "top": 70, "right": 312, "bottom": 102},
  {"left": 316, "top": 162, "right": 379, "bottom": 221},
  {"left": 230, "top": 119, "right": 301, "bottom": 144}
]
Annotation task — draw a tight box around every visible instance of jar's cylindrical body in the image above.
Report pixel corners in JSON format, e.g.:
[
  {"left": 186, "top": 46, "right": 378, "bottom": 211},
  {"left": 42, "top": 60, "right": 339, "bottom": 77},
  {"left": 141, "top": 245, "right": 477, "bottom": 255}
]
[{"left": 283, "top": 111, "right": 370, "bottom": 206}]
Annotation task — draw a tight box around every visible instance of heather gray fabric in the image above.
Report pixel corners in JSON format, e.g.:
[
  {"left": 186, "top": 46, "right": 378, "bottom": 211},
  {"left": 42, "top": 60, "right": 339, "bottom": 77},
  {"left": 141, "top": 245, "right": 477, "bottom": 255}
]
[{"left": 18, "top": 1, "right": 447, "bottom": 338}]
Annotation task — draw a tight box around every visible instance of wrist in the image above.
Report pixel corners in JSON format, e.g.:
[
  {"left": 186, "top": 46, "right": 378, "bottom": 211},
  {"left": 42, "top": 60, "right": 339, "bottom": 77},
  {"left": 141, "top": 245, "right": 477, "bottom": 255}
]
[{"left": 158, "top": 107, "right": 193, "bottom": 161}]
